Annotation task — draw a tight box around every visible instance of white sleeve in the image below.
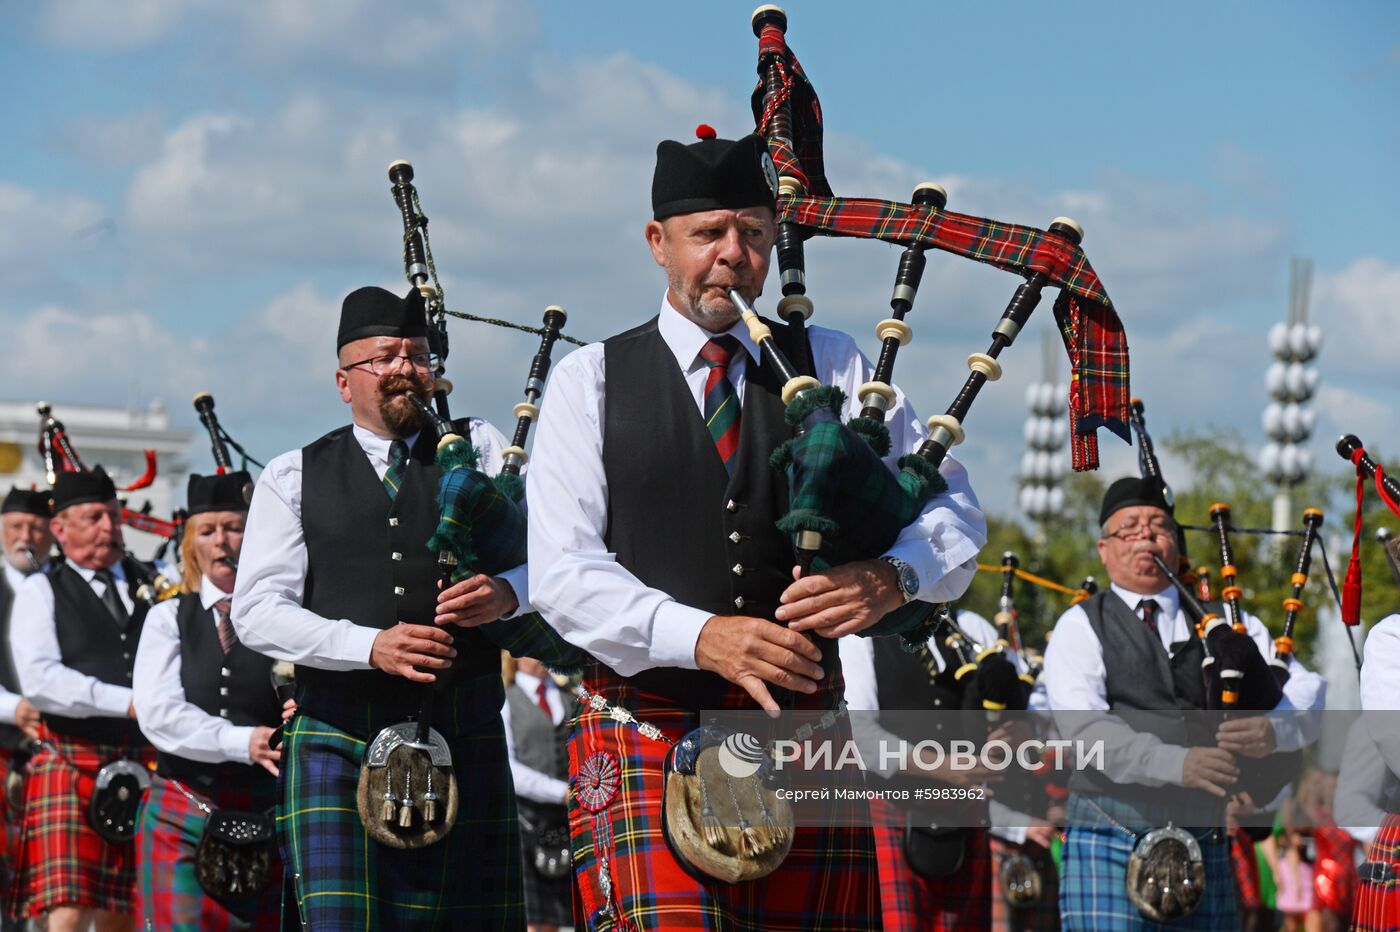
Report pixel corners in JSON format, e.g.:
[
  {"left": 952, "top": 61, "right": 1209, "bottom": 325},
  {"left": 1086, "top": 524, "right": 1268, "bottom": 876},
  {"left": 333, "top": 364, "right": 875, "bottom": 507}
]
[
  {"left": 838, "top": 635, "right": 918, "bottom": 781},
  {"left": 230, "top": 451, "right": 381, "bottom": 669},
  {"left": 1237, "top": 611, "right": 1325, "bottom": 751},
  {"left": 467, "top": 417, "right": 532, "bottom": 619},
  {"left": 526, "top": 346, "right": 713, "bottom": 676},
  {"left": 1360, "top": 616, "right": 1400, "bottom": 781},
  {"left": 10, "top": 573, "right": 132, "bottom": 719},
  {"left": 0, "top": 687, "right": 21, "bottom": 723},
  {"left": 815, "top": 328, "right": 987, "bottom": 603},
  {"left": 500, "top": 696, "right": 570, "bottom": 805},
  {"left": 131, "top": 600, "right": 253, "bottom": 764},
  {"left": 1043, "top": 605, "right": 1189, "bottom": 787}
]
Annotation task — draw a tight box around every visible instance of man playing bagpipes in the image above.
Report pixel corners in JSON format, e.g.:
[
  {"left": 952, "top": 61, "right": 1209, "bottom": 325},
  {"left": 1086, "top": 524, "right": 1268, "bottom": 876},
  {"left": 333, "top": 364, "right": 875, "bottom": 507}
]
[
  {"left": 1043, "top": 478, "right": 1326, "bottom": 930},
  {"left": 7, "top": 468, "right": 160, "bottom": 932},
  {"left": 1, "top": 486, "right": 52, "bottom": 931},
  {"left": 130, "top": 471, "right": 288, "bottom": 930},
  {"left": 525, "top": 128, "right": 985, "bottom": 931},
  {"left": 232, "top": 286, "right": 554, "bottom": 928}
]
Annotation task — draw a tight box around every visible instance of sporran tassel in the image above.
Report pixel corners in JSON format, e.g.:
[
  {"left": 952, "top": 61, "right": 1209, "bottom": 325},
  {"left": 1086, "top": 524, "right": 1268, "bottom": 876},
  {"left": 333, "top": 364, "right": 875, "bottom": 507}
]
[
  {"left": 422, "top": 768, "right": 437, "bottom": 823},
  {"left": 397, "top": 770, "right": 414, "bottom": 828},
  {"left": 380, "top": 786, "right": 397, "bottom": 823}
]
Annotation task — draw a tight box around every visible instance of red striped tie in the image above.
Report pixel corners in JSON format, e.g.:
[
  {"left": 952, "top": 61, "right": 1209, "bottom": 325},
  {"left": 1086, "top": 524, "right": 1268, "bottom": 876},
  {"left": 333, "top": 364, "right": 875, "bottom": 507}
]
[
  {"left": 214, "top": 598, "right": 236, "bottom": 654},
  {"left": 700, "top": 337, "right": 742, "bottom": 473}
]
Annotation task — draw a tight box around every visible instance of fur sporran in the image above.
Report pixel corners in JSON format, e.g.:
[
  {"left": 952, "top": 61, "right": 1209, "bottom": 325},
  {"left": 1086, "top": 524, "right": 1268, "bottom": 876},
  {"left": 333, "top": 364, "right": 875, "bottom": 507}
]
[
  {"left": 533, "top": 824, "right": 572, "bottom": 880},
  {"left": 661, "top": 725, "right": 794, "bottom": 884},
  {"left": 1125, "top": 826, "right": 1207, "bottom": 922},
  {"left": 88, "top": 759, "right": 150, "bottom": 844},
  {"left": 195, "top": 808, "right": 276, "bottom": 899},
  {"left": 356, "top": 722, "right": 458, "bottom": 849}
]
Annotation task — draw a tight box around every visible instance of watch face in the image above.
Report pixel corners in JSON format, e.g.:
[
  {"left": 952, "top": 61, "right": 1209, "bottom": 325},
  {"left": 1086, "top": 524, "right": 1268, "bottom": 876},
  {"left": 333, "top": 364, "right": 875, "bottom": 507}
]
[{"left": 898, "top": 563, "right": 919, "bottom": 596}]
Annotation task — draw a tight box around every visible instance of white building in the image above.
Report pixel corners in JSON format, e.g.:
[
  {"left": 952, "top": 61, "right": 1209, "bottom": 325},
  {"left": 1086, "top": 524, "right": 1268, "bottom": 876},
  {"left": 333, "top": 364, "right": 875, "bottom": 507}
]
[{"left": 0, "top": 399, "right": 192, "bottom": 560}]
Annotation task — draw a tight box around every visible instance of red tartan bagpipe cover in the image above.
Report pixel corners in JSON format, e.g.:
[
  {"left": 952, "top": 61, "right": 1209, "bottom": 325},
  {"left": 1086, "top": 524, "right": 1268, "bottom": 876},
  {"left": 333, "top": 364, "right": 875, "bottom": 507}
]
[{"left": 751, "top": 22, "right": 1131, "bottom": 473}]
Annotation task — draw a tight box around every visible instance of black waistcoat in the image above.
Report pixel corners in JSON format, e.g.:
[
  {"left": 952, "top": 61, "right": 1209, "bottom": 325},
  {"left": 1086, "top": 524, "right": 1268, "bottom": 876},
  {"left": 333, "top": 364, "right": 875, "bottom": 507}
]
[
  {"left": 0, "top": 571, "right": 22, "bottom": 749},
  {"left": 157, "top": 593, "right": 280, "bottom": 790},
  {"left": 1069, "top": 589, "right": 1216, "bottom": 810},
  {"left": 299, "top": 422, "right": 497, "bottom": 737},
  {"left": 600, "top": 316, "right": 824, "bottom": 709},
  {"left": 45, "top": 559, "right": 148, "bottom": 744},
  {"left": 872, "top": 632, "right": 963, "bottom": 722}
]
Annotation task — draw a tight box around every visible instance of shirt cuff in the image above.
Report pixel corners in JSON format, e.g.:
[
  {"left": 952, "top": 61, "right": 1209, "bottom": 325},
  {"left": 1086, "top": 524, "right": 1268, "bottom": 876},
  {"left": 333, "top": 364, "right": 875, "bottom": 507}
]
[
  {"left": 647, "top": 602, "right": 714, "bottom": 671},
  {"left": 344, "top": 624, "right": 382, "bottom": 667},
  {"left": 0, "top": 691, "right": 20, "bottom": 724},
  {"left": 97, "top": 684, "right": 136, "bottom": 719},
  {"left": 1156, "top": 744, "right": 1191, "bottom": 787},
  {"left": 883, "top": 538, "right": 980, "bottom": 603},
  {"left": 221, "top": 725, "right": 256, "bottom": 764},
  {"left": 496, "top": 564, "right": 532, "bottom": 619}
]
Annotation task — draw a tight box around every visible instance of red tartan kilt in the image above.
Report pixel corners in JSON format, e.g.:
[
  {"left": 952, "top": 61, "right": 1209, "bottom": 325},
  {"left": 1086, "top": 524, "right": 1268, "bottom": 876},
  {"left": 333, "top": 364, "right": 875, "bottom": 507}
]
[
  {"left": 569, "top": 669, "right": 879, "bottom": 931},
  {"left": 7, "top": 724, "right": 155, "bottom": 918},
  {"left": 1230, "top": 827, "right": 1263, "bottom": 909},
  {"left": 1353, "top": 813, "right": 1400, "bottom": 932},
  {"left": 869, "top": 796, "right": 991, "bottom": 931}
]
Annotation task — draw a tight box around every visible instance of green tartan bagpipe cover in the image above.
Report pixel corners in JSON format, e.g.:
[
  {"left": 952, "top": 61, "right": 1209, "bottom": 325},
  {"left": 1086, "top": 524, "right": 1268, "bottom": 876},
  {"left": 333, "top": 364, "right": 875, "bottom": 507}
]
[
  {"left": 770, "top": 385, "right": 946, "bottom": 643},
  {"left": 425, "top": 434, "right": 584, "bottom": 672}
]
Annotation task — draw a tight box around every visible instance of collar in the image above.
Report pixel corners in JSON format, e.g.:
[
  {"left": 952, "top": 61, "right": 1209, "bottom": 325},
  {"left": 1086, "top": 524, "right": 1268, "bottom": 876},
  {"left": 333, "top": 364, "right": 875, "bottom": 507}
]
[
  {"left": 658, "top": 293, "right": 761, "bottom": 374},
  {"left": 351, "top": 423, "right": 421, "bottom": 463},
  {"left": 67, "top": 557, "right": 126, "bottom": 584},
  {"left": 199, "top": 575, "right": 232, "bottom": 609},
  {"left": 514, "top": 670, "right": 547, "bottom": 695},
  {"left": 1109, "top": 581, "right": 1180, "bottom": 618},
  {"left": 3, "top": 562, "right": 30, "bottom": 593}
]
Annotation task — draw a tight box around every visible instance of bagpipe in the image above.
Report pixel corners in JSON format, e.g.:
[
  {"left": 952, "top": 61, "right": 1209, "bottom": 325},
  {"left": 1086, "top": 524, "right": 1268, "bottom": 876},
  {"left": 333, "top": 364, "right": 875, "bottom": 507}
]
[
  {"left": 37, "top": 402, "right": 181, "bottom": 544},
  {"left": 1336, "top": 434, "right": 1400, "bottom": 624},
  {"left": 741, "top": 6, "right": 1127, "bottom": 648},
  {"left": 192, "top": 391, "right": 263, "bottom": 477},
  {"left": 35, "top": 403, "right": 180, "bottom": 605},
  {"left": 353, "top": 161, "right": 584, "bottom": 851},
  {"left": 1126, "top": 397, "right": 1283, "bottom": 711}
]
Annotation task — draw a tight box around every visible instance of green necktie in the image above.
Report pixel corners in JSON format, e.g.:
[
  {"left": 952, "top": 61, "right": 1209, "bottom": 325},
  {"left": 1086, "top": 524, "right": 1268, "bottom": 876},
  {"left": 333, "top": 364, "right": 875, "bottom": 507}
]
[{"left": 383, "top": 440, "right": 410, "bottom": 500}]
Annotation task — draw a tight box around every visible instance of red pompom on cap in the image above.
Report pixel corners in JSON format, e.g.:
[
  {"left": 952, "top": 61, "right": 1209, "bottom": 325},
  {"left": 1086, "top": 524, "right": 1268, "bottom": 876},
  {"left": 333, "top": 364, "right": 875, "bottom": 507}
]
[{"left": 695, "top": 123, "right": 717, "bottom": 140}]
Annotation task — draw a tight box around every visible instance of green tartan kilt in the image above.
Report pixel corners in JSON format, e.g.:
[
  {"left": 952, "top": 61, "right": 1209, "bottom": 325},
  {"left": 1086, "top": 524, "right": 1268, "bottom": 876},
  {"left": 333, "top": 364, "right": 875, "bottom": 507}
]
[{"left": 278, "top": 680, "right": 524, "bottom": 930}]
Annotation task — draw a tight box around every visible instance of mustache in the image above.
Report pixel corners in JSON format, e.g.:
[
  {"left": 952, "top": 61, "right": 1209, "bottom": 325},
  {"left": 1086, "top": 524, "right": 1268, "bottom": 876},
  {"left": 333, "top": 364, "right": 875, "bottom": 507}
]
[{"left": 378, "top": 373, "right": 429, "bottom": 396}]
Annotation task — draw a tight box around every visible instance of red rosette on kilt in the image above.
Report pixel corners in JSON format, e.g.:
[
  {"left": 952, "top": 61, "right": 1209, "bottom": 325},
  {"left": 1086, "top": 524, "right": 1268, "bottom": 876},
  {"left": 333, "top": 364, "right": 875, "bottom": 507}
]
[{"left": 7, "top": 724, "right": 155, "bottom": 918}]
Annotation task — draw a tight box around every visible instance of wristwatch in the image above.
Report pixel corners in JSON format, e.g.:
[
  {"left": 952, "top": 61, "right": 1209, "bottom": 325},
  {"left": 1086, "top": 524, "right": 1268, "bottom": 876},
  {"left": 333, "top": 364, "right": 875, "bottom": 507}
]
[{"left": 880, "top": 556, "right": 919, "bottom": 603}]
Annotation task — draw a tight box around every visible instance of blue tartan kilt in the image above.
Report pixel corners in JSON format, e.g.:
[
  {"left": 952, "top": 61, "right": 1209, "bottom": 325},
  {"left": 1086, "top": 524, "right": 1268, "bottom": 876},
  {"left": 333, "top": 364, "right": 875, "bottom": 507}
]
[
  {"left": 278, "top": 673, "right": 524, "bottom": 931},
  {"left": 1059, "top": 794, "right": 1238, "bottom": 931}
]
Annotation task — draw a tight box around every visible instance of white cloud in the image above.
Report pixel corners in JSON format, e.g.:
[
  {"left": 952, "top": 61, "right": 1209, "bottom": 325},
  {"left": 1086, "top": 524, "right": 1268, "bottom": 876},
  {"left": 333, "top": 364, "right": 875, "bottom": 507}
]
[
  {"left": 0, "top": 182, "right": 109, "bottom": 296},
  {"left": 39, "top": 0, "right": 199, "bottom": 49}
]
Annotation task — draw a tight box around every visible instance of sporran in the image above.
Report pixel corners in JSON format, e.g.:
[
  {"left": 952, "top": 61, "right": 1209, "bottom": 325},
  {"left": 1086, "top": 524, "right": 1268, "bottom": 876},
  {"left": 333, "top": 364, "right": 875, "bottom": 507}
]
[
  {"left": 1125, "top": 825, "right": 1206, "bottom": 922},
  {"left": 195, "top": 807, "right": 276, "bottom": 899},
  {"left": 88, "top": 758, "right": 150, "bottom": 844},
  {"left": 356, "top": 722, "right": 458, "bottom": 849}
]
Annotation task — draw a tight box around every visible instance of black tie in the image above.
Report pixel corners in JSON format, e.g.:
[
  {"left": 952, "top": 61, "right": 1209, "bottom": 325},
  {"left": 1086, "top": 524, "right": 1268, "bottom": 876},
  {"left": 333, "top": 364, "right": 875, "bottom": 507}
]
[
  {"left": 94, "top": 569, "right": 129, "bottom": 625},
  {"left": 1138, "top": 598, "right": 1160, "bottom": 633}
]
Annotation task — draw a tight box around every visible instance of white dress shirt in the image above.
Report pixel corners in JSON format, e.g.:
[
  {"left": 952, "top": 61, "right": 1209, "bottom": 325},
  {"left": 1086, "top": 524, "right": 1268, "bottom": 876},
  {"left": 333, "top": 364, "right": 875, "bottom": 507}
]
[
  {"left": 132, "top": 575, "right": 257, "bottom": 765},
  {"left": 1359, "top": 614, "right": 1400, "bottom": 817},
  {"left": 231, "top": 420, "right": 532, "bottom": 669},
  {"left": 11, "top": 558, "right": 138, "bottom": 719},
  {"left": 1, "top": 562, "right": 34, "bottom": 724},
  {"left": 1334, "top": 715, "right": 1395, "bottom": 847},
  {"left": 527, "top": 296, "right": 987, "bottom": 677},
  {"left": 501, "top": 670, "right": 571, "bottom": 805},
  {"left": 1043, "top": 582, "right": 1327, "bottom": 788}
]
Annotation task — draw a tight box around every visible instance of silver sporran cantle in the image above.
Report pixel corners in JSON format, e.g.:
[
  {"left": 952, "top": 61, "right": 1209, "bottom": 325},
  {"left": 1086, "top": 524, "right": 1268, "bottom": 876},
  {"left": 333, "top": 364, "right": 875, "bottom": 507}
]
[
  {"left": 356, "top": 722, "right": 458, "bottom": 849},
  {"left": 1125, "top": 825, "right": 1206, "bottom": 922}
]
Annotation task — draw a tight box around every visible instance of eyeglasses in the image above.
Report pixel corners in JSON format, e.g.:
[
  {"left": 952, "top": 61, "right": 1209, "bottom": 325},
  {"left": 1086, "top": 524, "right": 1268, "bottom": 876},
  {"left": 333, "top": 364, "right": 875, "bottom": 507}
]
[
  {"left": 341, "top": 352, "right": 433, "bottom": 376},
  {"left": 1103, "top": 520, "right": 1177, "bottom": 542}
]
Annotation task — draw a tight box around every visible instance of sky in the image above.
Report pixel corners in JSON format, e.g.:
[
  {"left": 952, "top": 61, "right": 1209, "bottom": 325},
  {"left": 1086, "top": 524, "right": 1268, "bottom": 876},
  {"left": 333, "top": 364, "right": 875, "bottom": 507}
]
[{"left": 2, "top": 0, "right": 1398, "bottom": 518}]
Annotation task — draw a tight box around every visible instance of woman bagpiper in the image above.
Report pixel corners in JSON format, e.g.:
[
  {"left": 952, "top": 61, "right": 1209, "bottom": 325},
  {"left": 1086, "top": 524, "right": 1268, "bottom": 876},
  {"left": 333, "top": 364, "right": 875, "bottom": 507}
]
[{"left": 131, "top": 472, "right": 289, "bottom": 930}]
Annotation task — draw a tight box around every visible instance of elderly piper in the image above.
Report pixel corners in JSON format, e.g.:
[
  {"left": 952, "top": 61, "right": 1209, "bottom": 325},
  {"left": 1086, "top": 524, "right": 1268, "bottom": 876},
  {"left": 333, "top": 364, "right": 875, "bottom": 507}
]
[{"left": 527, "top": 126, "right": 986, "bottom": 931}]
